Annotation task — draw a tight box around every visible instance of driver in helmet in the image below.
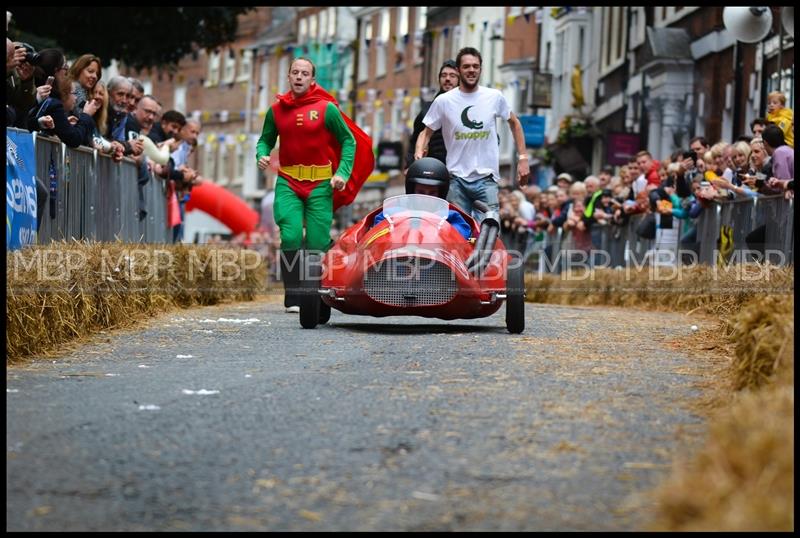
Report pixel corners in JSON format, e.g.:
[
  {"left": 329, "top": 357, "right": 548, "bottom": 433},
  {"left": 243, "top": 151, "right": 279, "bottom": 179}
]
[{"left": 372, "top": 157, "right": 472, "bottom": 240}]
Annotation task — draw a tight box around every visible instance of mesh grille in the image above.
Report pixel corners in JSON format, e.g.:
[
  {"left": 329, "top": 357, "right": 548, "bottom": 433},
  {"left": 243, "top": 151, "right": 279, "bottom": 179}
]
[{"left": 364, "top": 256, "right": 457, "bottom": 307}]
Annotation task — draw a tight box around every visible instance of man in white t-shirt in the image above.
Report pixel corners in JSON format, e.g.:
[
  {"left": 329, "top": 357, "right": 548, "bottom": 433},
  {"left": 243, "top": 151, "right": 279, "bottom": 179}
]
[{"left": 414, "top": 47, "right": 530, "bottom": 220}]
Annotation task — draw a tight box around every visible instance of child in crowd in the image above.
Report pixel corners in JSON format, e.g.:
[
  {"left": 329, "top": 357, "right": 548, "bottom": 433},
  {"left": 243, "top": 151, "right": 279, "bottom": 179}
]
[{"left": 766, "top": 90, "right": 794, "bottom": 148}]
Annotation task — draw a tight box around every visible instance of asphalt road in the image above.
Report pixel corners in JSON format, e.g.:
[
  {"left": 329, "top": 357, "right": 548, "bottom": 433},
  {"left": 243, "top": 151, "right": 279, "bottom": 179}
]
[{"left": 6, "top": 296, "right": 718, "bottom": 531}]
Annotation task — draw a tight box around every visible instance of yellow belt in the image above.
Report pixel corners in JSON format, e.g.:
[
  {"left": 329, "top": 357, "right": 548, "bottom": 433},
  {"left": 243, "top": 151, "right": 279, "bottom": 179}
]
[{"left": 280, "top": 163, "right": 333, "bottom": 181}]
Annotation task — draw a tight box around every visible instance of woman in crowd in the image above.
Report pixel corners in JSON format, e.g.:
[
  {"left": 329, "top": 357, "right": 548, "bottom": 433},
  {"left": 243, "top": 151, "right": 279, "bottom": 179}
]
[
  {"left": 67, "top": 53, "right": 101, "bottom": 114},
  {"left": 26, "top": 48, "right": 96, "bottom": 148}
]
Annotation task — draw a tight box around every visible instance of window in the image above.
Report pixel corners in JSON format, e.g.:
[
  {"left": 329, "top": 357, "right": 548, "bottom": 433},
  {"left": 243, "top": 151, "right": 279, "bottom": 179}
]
[
  {"left": 377, "top": 9, "right": 390, "bottom": 78},
  {"left": 309, "top": 14, "right": 318, "bottom": 43},
  {"left": 235, "top": 136, "right": 250, "bottom": 184},
  {"left": 319, "top": 9, "right": 328, "bottom": 40},
  {"left": 143, "top": 80, "right": 153, "bottom": 96},
  {"left": 223, "top": 49, "right": 236, "bottom": 84},
  {"left": 203, "top": 141, "right": 216, "bottom": 178},
  {"left": 219, "top": 142, "right": 230, "bottom": 185},
  {"left": 395, "top": 6, "right": 409, "bottom": 71},
  {"left": 278, "top": 55, "right": 289, "bottom": 94},
  {"left": 237, "top": 49, "right": 253, "bottom": 82},
  {"left": 206, "top": 51, "right": 221, "bottom": 86},
  {"left": 328, "top": 8, "right": 336, "bottom": 38},
  {"left": 629, "top": 7, "right": 646, "bottom": 49},
  {"left": 299, "top": 18, "right": 307, "bottom": 44},
  {"left": 414, "top": 6, "right": 427, "bottom": 65},
  {"left": 174, "top": 84, "right": 187, "bottom": 114},
  {"left": 373, "top": 106, "right": 384, "bottom": 145},
  {"left": 654, "top": 7, "right": 698, "bottom": 27},
  {"left": 258, "top": 59, "right": 270, "bottom": 112},
  {"left": 359, "top": 19, "right": 372, "bottom": 83},
  {"left": 600, "top": 7, "right": 627, "bottom": 74}
]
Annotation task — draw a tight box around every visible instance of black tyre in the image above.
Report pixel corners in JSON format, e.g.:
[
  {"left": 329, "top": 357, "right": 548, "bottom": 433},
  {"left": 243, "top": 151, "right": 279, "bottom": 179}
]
[
  {"left": 299, "top": 252, "right": 322, "bottom": 329},
  {"left": 319, "top": 299, "right": 331, "bottom": 325},
  {"left": 505, "top": 251, "right": 525, "bottom": 334}
]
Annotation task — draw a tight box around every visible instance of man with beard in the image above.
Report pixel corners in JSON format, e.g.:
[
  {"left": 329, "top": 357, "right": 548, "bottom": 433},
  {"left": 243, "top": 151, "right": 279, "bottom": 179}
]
[
  {"left": 256, "top": 57, "right": 373, "bottom": 312},
  {"left": 414, "top": 47, "right": 530, "bottom": 220},
  {"left": 404, "top": 59, "right": 460, "bottom": 172}
]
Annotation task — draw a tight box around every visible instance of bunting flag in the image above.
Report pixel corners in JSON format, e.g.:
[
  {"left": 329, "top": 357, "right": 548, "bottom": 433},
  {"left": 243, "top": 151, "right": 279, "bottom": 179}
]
[
  {"left": 403, "top": 33, "right": 410, "bottom": 44},
  {"left": 443, "top": 27, "right": 450, "bottom": 38},
  {"left": 365, "top": 38, "right": 371, "bottom": 47},
  {"left": 386, "top": 89, "right": 394, "bottom": 98},
  {"left": 469, "top": 22, "right": 476, "bottom": 32},
  {"left": 286, "top": 45, "right": 294, "bottom": 54},
  {"left": 326, "top": 42, "right": 334, "bottom": 51},
  {"left": 403, "top": 96, "right": 411, "bottom": 106},
  {"left": 375, "top": 99, "right": 382, "bottom": 108},
  {"left": 275, "top": 45, "right": 283, "bottom": 56},
  {"left": 524, "top": 12, "right": 531, "bottom": 23},
  {"left": 483, "top": 21, "right": 488, "bottom": 31},
  {"left": 508, "top": 15, "right": 517, "bottom": 25}
]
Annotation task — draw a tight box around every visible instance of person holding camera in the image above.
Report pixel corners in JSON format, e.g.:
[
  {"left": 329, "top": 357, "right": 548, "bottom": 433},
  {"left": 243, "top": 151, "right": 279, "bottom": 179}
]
[{"left": 6, "top": 41, "right": 39, "bottom": 128}]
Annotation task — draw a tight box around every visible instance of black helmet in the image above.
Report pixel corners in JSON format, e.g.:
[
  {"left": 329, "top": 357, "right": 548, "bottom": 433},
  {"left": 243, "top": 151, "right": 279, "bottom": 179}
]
[{"left": 405, "top": 157, "right": 450, "bottom": 199}]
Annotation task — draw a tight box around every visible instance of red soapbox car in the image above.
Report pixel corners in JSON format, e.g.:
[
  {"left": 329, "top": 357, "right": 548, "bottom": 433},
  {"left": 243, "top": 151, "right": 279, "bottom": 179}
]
[{"left": 298, "top": 193, "right": 526, "bottom": 333}]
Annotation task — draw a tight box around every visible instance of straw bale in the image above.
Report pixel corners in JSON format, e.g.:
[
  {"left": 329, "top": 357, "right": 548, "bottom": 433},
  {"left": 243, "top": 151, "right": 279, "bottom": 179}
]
[
  {"left": 6, "top": 241, "right": 268, "bottom": 363},
  {"left": 650, "top": 383, "right": 794, "bottom": 531},
  {"left": 730, "top": 295, "right": 794, "bottom": 391}
]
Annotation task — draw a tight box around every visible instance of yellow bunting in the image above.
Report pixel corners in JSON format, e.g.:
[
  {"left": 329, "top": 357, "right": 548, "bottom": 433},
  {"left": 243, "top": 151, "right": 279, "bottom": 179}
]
[
  {"left": 386, "top": 89, "right": 394, "bottom": 98},
  {"left": 410, "top": 88, "right": 419, "bottom": 97},
  {"left": 202, "top": 111, "right": 210, "bottom": 121},
  {"left": 206, "top": 134, "right": 216, "bottom": 143},
  {"left": 507, "top": 15, "right": 517, "bottom": 25},
  {"left": 403, "top": 96, "right": 411, "bottom": 106},
  {"left": 238, "top": 134, "right": 247, "bottom": 142},
  {"left": 469, "top": 23, "right": 476, "bottom": 32},
  {"left": 275, "top": 45, "right": 283, "bottom": 56},
  {"left": 374, "top": 99, "right": 382, "bottom": 108},
  {"left": 357, "top": 89, "right": 366, "bottom": 99},
  {"left": 259, "top": 110, "right": 267, "bottom": 118}
]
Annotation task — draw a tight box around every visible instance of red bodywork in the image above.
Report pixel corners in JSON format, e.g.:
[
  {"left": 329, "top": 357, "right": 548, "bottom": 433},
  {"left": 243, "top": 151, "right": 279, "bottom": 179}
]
[{"left": 320, "top": 196, "right": 509, "bottom": 320}]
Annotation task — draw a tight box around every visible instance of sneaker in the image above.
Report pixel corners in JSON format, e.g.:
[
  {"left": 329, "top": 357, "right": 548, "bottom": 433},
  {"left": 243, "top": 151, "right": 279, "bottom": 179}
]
[{"left": 285, "top": 306, "right": 300, "bottom": 313}]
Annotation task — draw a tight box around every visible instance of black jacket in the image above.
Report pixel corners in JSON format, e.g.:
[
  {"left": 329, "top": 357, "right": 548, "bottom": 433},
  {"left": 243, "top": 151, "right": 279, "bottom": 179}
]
[
  {"left": 405, "top": 92, "right": 448, "bottom": 169},
  {"left": 26, "top": 97, "right": 95, "bottom": 148}
]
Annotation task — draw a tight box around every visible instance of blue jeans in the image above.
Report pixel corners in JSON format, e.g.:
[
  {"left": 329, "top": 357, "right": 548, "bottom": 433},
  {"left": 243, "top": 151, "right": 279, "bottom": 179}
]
[{"left": 447, "top": 175, "right": 499, "bottom": 222}]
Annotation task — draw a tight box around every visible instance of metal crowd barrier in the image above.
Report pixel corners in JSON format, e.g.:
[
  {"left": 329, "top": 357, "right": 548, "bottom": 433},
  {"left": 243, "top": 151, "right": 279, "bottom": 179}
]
[
  {"left": 695, "top": 195, "right": 793, "bottom": 265},
  {"left": 522, "top": 194, "right": 793, "bottom": 271},
  {"left": 29, "top": 132, "right": 169, "bottom": 244}
]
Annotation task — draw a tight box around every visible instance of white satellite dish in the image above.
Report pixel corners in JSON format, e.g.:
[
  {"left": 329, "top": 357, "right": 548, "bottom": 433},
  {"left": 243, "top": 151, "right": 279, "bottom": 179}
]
[
  {"left": 723, "top": 6, "right": 773, "bottom": 43},
  {"left": 782, "top": 7, "right": 794, "bottom": 37}
]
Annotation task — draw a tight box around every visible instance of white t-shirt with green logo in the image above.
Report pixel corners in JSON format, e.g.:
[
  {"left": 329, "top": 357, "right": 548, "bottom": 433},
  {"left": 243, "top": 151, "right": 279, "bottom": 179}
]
[{"left": 422, "top": 86, "right": 511, "bottom": 182}]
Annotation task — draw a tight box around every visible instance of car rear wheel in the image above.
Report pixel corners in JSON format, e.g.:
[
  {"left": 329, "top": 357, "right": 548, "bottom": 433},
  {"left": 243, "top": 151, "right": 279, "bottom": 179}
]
[
  {"left": 319, "top": 300, "right": 331, "bottom": 325},
  {"left": 505, "top": 251, "right": 525, "bottom": 334},
  {"left": 300, "top": 252, "right": 322, "bottom": 329}
]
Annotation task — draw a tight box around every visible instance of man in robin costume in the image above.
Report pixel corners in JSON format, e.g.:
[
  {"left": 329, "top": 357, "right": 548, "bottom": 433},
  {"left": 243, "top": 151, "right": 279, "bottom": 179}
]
[{"left": 257, "top": 57, "right": 373, "bottom": 312}]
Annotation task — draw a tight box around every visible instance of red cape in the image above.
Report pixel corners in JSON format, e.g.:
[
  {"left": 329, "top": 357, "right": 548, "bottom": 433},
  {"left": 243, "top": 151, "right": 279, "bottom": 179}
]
[{"left": 276, "top": 84, "right": 374, "bottom": 210}]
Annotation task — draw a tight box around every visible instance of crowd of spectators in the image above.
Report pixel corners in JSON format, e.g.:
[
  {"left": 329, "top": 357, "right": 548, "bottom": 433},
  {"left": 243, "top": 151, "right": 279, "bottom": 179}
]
[
  {"left": 492, "top": 106, "right": 793, "bottom": 269},
  {"left": 6, "top": 35, "right": 203, "bottom": 240}
]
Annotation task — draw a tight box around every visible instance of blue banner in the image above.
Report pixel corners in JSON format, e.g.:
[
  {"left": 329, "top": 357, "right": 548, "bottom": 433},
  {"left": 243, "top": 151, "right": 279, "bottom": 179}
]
[
  {"left": 517, "top": 115, "right": 546, "bottom": 148},
  {"left": 6, "top": 129, "right": 38, "bottom": 250}
]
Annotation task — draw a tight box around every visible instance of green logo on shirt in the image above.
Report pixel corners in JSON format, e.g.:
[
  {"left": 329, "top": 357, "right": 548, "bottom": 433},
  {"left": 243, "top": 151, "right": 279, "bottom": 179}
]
[{"left": 460, "top": 106, "right": 484, "bottom": 130}]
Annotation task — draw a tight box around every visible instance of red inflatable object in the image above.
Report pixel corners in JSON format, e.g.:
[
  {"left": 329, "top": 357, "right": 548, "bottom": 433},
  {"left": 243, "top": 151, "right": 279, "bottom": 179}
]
[{"left": 184, "top": 181, "right": 259, "bottom": 235}]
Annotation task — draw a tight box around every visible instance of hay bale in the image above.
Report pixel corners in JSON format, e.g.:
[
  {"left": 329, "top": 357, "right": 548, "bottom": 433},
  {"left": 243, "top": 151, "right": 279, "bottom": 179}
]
[
  {"left": 730, "top": 295, "right": 794, "bottom": 391},
  {"left": 6, "top": 241, "right": 268, "bottom": 363},
  {"left": 651, "top": 383, "right": 794, "bottom": 531}
]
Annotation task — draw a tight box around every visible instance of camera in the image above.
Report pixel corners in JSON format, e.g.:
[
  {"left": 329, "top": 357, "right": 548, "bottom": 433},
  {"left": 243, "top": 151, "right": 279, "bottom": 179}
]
[
  {"left": 754, "top": 173, "right": 767, "bottom": 188},
  {"left": 682, "top": 150, "right": 697, "bottom": 162},
  {"left": 14, "top": 43, "right": 38, "bottom": 64}
]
